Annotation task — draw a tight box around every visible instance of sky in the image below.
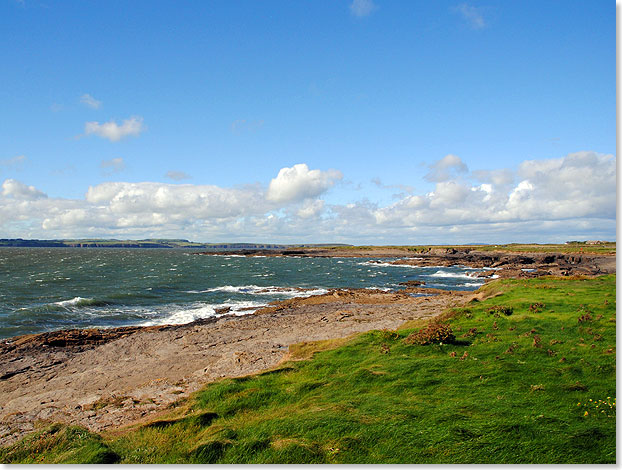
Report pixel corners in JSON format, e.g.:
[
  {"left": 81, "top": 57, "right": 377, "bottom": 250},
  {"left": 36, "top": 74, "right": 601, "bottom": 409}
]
[{"left": 0, "top": 0, "right": 616, "bottom": 244}]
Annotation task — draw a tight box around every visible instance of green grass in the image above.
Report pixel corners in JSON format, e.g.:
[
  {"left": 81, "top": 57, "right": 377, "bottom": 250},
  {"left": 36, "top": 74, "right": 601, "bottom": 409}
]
[
  {"left": 0, "top": 424, "right": 119, "bottom": 464},
  {"left": 321, "top": 243, "right": 615, "bottom": 254},
  {"left": 1, "top": 275, "right": 616, "bottom": 464}
]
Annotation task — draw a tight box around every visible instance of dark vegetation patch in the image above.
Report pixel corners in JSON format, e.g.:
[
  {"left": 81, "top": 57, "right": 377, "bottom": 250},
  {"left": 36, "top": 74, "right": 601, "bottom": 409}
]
[{"left": 403, "top": 322, "right": 455, "bottom": 345}]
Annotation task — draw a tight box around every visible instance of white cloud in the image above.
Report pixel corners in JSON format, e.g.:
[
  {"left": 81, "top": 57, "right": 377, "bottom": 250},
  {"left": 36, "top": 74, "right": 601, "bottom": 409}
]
[
  {"left": 350, "top": 0, "right": 376, "bottom": 17},
  {"left": 84, "top": 181, "right": 268, "bottom": 220},
  {"left": 375, "top": 151, "right": 616, "bottom": 230},
  {"left": 454, "top": 3, "right": 485, "bottom": 29},
  {"left": 2, "top": 179, "right": 47, "bottom": 200},
  {"left": 472, "top": 168, "right": 514, "bottom": 187},
  {"left": 424, "top": 154, "right": 468, "bottom": 182},
  {"left": 165, "top": 170, "right": 191, "bottom": 181},
  {"left": 266, "top": 163, "right": 342, "bottom": 203},
  {"left": 100, "top": 157, "right": 126, "bottom": 174},
  {"left": 0, "top": 152, "right": 615, "bottom": 243},
  {"left": 80, "top": 93, "right": 102, "bottom": 109},
  {"left": 297, "top": 199, "right": 325, "bottom": 219},
  {"left": 84, "top": 116, "right": 144, "bottom": 142}
]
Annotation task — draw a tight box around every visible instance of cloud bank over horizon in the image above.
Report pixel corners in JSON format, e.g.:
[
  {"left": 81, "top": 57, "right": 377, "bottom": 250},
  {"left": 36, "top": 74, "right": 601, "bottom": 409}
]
[{"left": 0, "top": 152, "right": 615, "bottom": 245}]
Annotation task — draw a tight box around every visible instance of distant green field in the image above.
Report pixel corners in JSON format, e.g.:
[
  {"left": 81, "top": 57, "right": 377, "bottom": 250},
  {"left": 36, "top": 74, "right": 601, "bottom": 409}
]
[
  {"left": 0, "top": 275, "right": 616, "bottom": 464},
  {"left": 327, "top": 243, "right": 616, "bottom": 255}
]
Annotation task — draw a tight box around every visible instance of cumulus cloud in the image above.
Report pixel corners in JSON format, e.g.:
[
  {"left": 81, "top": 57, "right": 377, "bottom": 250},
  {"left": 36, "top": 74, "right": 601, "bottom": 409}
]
[
  {"left": 472, "top": 168, "right": 514, "bottom": 187},
  {"left": 296, "top": 199, "right": 325, "bottom": 219},
  {"left": 375, "top": 151, "right": 616, "bottom": 230},
  {"left": 2, "top": 179, "right": 47, "bottom": 200},
  {"left": 80, "top": 93, "right": 102, "bottom": 109},
  {"left": 82, "top": 181, "right": 267, "bottom": 219},
  {"left": 100, "top": 158, "right": 126, "bottom": 174},
  {"left": 266, "top": 163, "right": 343, "bottom": 203},
  {"left": 349, "top": 0, "right": 376, "bottom": 17},
  {"left": 0, "top": 153, "right": 615, "bottom": 243},
  {"left": 424, "top": 154, "right": 468, "bottom": 182},
  {"left": 84, "top": 116, "right": 144, "bottom": 142},
  {"left": 165, "top": 170, "right": 191, "bottom": 181},
  {"left": 454, "top": 3, "right": 485, "bottom": 29}
]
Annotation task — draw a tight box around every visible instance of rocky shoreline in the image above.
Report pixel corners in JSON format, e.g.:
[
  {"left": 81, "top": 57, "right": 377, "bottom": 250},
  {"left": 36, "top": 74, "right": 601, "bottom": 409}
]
[
  {"left": 0, "top": 248, "right": 615, "bottom": 446},
  {"left": 201, "top": 246, "right": 616, "bottom": 278}
]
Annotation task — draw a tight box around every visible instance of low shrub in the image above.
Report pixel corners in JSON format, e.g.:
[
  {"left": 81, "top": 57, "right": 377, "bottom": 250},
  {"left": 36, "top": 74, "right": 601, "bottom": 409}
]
[
  {"left": 487, "top": 305, "right": 514, "bottom": 316},
  {"left": 404, "top": 322, "right": 455, "bottom": 345},
  {"left": 578, "top": 313, "right": 593, "bottom": 323}
]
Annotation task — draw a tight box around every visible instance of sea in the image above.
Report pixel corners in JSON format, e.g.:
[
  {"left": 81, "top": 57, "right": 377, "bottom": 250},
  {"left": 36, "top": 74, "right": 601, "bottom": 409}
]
[{"left": 0, "top": 248, "right": 496, "bottom": 339}]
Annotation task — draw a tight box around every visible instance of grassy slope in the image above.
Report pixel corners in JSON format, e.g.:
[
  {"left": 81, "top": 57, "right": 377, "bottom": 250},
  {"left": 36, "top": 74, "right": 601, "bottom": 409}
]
[{"left": 0, "top": 275, "right": 616, "bottom": 464}]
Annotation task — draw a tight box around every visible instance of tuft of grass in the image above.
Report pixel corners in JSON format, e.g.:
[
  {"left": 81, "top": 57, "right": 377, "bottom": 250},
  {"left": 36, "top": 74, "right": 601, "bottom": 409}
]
[
  {"left": 1, "top": 275, "right": 616, "bottom": 464},
  {"left": 0, "top": 424, "right": 119, "bottom": 464}
]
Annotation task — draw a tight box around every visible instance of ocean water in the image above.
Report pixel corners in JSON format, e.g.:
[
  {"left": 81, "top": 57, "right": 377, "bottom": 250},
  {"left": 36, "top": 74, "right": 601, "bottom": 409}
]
[{"left": 0, "top": 248, "right": 496, "bottom": 339}]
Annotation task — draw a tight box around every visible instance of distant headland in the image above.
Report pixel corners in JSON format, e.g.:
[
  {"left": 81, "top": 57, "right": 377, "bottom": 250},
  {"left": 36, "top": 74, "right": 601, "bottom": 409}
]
[{"left": 0, "top": 239, "right": 352, "bottom": 249}]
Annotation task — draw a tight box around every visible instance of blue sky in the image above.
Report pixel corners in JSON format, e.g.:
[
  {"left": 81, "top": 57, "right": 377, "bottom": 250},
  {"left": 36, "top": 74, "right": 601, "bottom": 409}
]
[{"left": 0, "top": 0, "right": 616, "bottom": 244}]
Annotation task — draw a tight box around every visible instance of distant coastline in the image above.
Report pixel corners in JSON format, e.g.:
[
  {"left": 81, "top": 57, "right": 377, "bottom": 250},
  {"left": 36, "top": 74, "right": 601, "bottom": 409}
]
[{"left": 0, "top": 238, "right": 352, "bottom": 250}]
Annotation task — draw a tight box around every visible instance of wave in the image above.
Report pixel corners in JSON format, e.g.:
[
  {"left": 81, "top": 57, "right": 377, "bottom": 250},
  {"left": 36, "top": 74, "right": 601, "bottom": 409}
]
[
  {"left": 427, "top": 270, "right": 476, "bottom": 280},
  {"left": 426, "top": 270, "right": 498, "bottom": 280},
  {"left": 191, "top": 285, "right": 328, "bottom": 297},
  {"left": 358, "top": 261, "right": 420, "bottom": 269},
  {"left": 16, "top": 296, "right": 112, "bottom": 315},
  {"left": 204, "top": 254, "right": 246, "bottom": 258},
  {"left": 141, "top": 300, "right": 266, "bottom": 326},
  {"left": 53, "top": 297, "right": 110, "bottom": 309}
]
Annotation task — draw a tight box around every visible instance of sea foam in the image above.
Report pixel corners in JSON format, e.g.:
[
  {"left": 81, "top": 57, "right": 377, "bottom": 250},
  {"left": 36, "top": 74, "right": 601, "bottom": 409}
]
[
  {"left": 192, "top": 285, "right": 328, "bottom": 297},
  {"left": 141, "top": 300, "right": 266, "bottom": 326}
]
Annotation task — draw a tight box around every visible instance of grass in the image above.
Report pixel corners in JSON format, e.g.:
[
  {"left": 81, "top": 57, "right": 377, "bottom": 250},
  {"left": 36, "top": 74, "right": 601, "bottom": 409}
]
[
  {"left": 0, "top": 275, "right": 616, "bottom": 464},
  {"left": 324, "top": 243, "right": 615, "bottom": 254},
  {"left": 0, "top": 424, "right": 119, "bottom": 464}
]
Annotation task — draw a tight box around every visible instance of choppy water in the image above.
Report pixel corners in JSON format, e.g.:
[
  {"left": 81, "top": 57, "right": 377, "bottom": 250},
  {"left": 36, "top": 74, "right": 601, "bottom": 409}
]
[{"left": 0, "top": 248, "right": 496, "bottom": 339}]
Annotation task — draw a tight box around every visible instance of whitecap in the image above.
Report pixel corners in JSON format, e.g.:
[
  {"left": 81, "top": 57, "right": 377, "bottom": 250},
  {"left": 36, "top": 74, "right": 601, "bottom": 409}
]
[
  {"left": 140, "top": 300, "right": 267, "bottom": 326},
  {"left": 53, "top": 297, "right": 94, "bottom": 308},
  {"left": 427, "top": 270, "right": 474, "bottom": 279},
  {"left": 358, "top": 261, "right": 423, "bottom": 269},
  {"left": 197, "top": 285, "right": 328, "bottom": 297},
  {"left": 426, "top": 270, "right": 499, "bottom": 280}
]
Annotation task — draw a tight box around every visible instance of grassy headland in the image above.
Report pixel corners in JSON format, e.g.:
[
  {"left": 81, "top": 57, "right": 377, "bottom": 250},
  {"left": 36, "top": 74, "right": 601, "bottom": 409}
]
[
  {"left": 320, "top": 242, "right": 616, "bottom": 255},
  {"left": 0, "top": 275, "right": 615, "bottom": 464}
]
